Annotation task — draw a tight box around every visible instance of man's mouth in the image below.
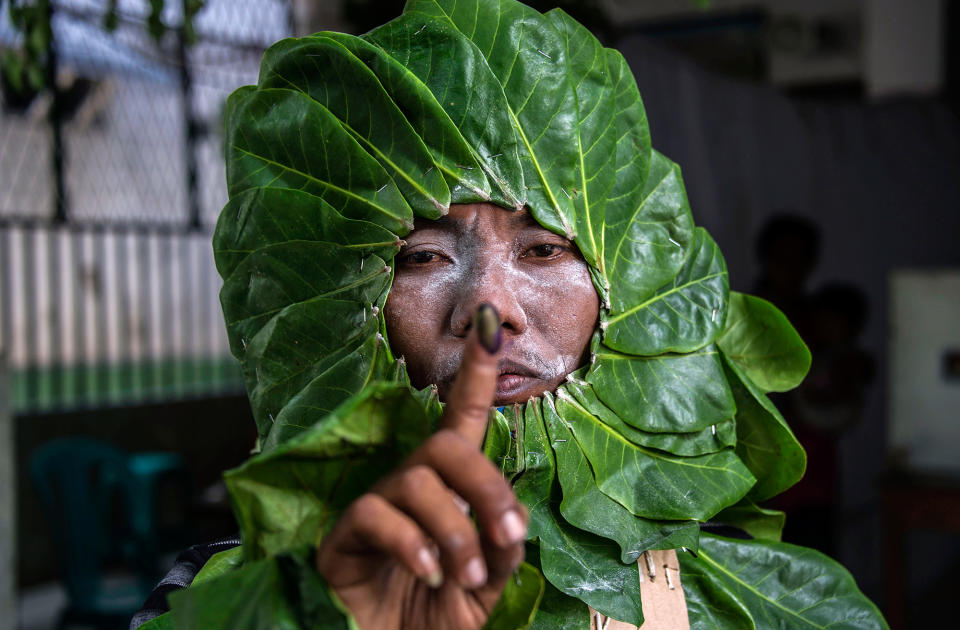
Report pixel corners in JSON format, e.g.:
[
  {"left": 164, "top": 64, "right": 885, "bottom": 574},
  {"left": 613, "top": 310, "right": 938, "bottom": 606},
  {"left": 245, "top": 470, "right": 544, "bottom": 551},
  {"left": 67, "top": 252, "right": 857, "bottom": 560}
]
[{"left": 495, "top": 358, "right": 545, "bottom": 403}]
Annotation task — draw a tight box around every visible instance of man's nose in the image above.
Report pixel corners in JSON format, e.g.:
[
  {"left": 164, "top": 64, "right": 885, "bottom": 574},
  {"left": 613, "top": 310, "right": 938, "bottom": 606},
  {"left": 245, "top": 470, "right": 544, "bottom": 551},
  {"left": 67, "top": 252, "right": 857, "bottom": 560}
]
[{"left": 449, "top": 262, "right": 528, "bottom": 338}]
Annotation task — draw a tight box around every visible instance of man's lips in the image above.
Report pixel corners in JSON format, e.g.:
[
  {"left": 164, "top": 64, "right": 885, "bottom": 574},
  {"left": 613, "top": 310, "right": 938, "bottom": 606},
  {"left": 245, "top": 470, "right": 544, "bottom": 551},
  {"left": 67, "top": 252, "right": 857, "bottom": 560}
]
[
  {"left": 497, "top": 373, "right": 535, "bottom": 392},
  {"left": 495, "top": 358, "right": 546, "bottom": 401},
  {"left": 432, "top": 355, "right": 557, "bottom": 404}
]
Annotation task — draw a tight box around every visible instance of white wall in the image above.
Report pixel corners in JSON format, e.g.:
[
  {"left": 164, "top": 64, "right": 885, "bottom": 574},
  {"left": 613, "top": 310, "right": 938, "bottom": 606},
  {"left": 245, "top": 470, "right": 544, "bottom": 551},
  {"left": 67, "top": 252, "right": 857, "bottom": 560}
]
[
  {"left": 865, "top": 0, "right": 945, "bottom": 98},
  {"left": 889, "top": 270, "right": 960, "bottom": 475}
]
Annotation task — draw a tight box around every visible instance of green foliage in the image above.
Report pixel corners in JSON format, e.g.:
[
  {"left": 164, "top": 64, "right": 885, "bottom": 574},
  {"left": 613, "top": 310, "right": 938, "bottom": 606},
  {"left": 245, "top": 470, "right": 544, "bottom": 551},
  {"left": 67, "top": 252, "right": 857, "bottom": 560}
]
[
  {"left": 2, "top": 0, "right": 50, "bottom": 100},
  {"left": 711, "top": 500, "right": 786, "bottom": 542},
  {"left": 1, "top": 0, "right": 207, "bottom": 100},
  {"left": 722, "top": 356, "right": 807, "bottom": 501},
  {"left": 225, "top": 383, "right": 435, "bottom": 560},
  {"left": 548, "top": 391, "right": 701, "bottom": 563},
  {"left": 602, "top": 227, "right": 729, "bottom": 355},
  {"left": 718, "top": 292, "right": 811, "bottom": 393},
  {"left": 680, "top": 535, "right": 889, "bottom": 630},
  {"left": 168, "top": 551, "right": 352, "bottom": 630},
  {"left": 552, "top": 386, "right": 754, "bottom": 521},
  {"left": 192, "top": 547, "right": 244, "bottom": 586},
  {"left": 175, "top": 1, "right": 887, "bottom": 629},
  {"left": 482, "top": 563, "right": 546, "bottom": 630},
  {"left": 135, "top": 612, "right": 174, "bottom": 630}
]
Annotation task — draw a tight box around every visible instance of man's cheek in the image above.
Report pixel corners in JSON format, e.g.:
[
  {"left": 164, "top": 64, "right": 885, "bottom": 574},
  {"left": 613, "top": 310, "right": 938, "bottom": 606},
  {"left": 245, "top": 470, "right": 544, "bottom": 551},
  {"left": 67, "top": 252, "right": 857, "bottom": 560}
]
[{"left": 421, "top": 344, "right": 464, "bottom": 392}]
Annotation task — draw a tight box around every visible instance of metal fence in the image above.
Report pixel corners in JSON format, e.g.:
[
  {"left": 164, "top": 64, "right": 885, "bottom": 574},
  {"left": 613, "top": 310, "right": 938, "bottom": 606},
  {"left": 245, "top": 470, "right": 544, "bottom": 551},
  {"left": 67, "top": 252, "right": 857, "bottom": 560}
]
[{"left": 0, "top": 0, "right": 292, "bottom": 413}]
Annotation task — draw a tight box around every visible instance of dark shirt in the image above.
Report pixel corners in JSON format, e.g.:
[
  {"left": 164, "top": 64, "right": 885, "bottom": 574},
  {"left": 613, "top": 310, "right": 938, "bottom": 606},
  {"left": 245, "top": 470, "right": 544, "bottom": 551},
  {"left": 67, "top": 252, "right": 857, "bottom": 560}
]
[{"left": 129, "top": 534, "right": 241, "bottom": 630}]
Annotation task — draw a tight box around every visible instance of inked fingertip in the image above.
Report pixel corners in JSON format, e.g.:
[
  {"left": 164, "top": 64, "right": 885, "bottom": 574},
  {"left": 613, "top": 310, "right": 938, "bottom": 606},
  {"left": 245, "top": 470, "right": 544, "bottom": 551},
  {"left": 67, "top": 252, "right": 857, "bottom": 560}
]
[{"left": 474, "top": 303, "right": 502, "bottom": 354}]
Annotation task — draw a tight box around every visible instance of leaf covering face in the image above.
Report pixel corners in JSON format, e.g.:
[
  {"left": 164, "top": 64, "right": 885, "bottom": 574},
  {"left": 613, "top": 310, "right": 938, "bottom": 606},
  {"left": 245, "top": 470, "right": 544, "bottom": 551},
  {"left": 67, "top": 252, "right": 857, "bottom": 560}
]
[{"left": 205, "top": 1, "right": 888, "bottom": 628}]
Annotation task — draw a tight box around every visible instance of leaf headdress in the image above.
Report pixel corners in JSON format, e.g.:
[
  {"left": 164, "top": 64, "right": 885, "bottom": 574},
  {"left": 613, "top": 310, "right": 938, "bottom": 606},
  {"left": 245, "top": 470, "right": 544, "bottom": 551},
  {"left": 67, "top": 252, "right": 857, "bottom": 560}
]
[{"left": 195, "top": 1, "right": 889, "bottom": 629}]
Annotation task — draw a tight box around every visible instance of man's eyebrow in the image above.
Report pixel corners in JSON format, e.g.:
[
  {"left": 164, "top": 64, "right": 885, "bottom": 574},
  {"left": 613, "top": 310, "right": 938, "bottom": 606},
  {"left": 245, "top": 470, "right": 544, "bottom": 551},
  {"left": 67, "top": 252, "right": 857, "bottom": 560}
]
[
  {"left": 412, "top": 215, "right": 458, "bottom": 233},
  {"left": 411, "top": 208, "right": 539, "bottom": 233},
  {"left": 511, "top": 210, "right": 539, "bottom": 227}
]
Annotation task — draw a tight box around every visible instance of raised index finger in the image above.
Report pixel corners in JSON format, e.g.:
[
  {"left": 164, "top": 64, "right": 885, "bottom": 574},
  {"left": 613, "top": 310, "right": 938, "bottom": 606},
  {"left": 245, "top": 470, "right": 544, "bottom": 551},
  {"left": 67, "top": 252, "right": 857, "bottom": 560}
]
[{"left": 440, "top": 303, "right": 502, "bottom": 447}]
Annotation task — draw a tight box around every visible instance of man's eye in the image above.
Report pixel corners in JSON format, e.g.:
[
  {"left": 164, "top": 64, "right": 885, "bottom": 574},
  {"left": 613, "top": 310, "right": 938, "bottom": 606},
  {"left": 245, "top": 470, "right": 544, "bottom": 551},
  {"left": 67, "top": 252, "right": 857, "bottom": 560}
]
[
  {"left": 403, "top": 251, "right": 439, "bottom": 264},
  {"left": 529, "top": 244, "right": 562, "bottom": 258}
]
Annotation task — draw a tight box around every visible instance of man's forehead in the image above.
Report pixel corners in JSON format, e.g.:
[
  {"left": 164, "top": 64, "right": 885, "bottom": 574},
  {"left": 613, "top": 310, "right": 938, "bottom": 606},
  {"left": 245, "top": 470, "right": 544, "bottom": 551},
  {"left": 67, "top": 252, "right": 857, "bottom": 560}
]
[{"left": 412, "top": 206, "right": 540, "bottom": 234}]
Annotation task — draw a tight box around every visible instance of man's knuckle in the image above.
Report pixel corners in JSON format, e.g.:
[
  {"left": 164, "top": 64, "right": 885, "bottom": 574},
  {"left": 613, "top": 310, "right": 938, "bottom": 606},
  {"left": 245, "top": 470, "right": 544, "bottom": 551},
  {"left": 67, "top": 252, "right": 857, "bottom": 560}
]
[
  {"left": 476, "top": 476, "right": 511, "bottom": 503},
  {"left": 347, "top": 493, "right": 383, "bottom": 523},
  {"left": 428, "top": 429, "right": 463, "bottom": 453},
  {"left": 400, "top": 465, "right": 437, "bottom": 493},
  {"left": 438, "top": 529, "right": 475, "bottom": 556},
  {"left": 396, "top": 529, "right": 425, "bottom": 555},
  {"left": 456, "top": 401, "right": 489, "bottom": 421}
]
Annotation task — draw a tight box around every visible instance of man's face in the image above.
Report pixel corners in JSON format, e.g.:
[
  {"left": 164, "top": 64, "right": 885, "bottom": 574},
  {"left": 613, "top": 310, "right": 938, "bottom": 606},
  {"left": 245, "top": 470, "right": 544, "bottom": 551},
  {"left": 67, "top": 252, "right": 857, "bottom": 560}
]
[{"left": 385, "top": 202, "right": 600, "bottom": 405}]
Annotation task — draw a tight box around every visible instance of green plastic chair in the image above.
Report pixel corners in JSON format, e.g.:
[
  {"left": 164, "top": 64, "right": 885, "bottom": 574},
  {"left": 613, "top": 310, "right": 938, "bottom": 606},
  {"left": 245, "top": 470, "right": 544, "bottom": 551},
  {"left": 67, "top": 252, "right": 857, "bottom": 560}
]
[{"left": 30, "top": 438, "right": 189, "bottom": 629}]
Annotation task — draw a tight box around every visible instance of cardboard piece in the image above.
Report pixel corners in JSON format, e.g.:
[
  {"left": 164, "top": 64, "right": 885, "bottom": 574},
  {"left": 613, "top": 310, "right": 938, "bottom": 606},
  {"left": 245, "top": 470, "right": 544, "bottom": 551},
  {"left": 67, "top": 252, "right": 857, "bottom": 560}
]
[{"left": 589, "top": 549, "right": 690, "bottom": 630}]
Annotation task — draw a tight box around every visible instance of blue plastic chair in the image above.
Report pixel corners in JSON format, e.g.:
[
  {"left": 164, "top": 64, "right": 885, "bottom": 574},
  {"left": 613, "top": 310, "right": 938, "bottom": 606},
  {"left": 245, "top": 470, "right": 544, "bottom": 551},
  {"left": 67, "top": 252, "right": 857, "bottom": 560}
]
[{"left": 30, "top": 438, "right": 189, "bottom": 629}]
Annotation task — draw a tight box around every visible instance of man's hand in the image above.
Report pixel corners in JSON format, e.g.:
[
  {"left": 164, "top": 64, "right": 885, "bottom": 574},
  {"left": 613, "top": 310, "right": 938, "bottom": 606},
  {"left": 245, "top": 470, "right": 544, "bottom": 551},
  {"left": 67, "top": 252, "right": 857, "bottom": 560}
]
[{"left": 316, "top": 304, "right": 528, "bottom": 630}]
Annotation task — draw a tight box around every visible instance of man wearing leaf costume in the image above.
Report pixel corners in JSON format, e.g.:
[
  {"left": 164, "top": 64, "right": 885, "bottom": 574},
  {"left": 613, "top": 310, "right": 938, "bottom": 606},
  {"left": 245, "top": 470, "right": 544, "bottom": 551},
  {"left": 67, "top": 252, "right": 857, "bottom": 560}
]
[{"left": 132, "top": 1, "right": 889, "bottom": 629}]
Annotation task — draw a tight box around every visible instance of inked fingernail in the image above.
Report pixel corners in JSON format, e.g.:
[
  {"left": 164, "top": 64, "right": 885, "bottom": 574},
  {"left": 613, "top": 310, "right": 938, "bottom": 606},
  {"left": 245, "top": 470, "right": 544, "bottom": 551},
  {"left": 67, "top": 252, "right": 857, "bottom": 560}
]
[
  {"left": 475, "top": 303, "right": 502, "bottom": 354},
  {"left": 462, "top": 557, "right": 487, "bottom": 588},
  {"left": 498, "top": 509, "right": 526, "bottom": 545},
  {"left": 418, "top": 548, "right": 443, "bottom": 588}
]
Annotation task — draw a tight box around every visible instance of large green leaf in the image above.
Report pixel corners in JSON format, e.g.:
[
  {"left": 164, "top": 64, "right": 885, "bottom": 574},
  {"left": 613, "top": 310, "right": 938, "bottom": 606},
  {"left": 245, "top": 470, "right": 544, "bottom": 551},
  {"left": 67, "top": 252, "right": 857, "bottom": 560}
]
[
  {"left": 717, "top": 292, "right": 811, "bottom": 393},
  {"left": 225, "top": 383, "right": 432, "bottom": 559},
  {"left": 565, "top": 376, "right": 735, "bottom": 456},
  {"left": 680, "top": 534, "right": 889, "bottom": 630},
  {"left": 711, "top": 499, "right": 785, "bottom": 542},
  {"left": 403, "top": 0, "right": 580, "bottom": 240},
  {"left": 261, "top": 332, "right": 397, "bottom": 451},
  {"left": 603, "top": 46, "right": 652, "bottom": 246},
  {"left": 485, "top": 404, "right": 525, "bottom": 479},
  {"left": 219, "top": 240, "right": 390, "bottom": 356},
  {"left": 538, "top": 519, "right": 645, "bottom": 628},
  {"left": 169, "top": 552, "right": 350, "bottom": 630},
  {"left": 542, "top": 8, "right": 618, "bottom": 269},
  {"left": 312, "top": 31, "right": 499, "bottom": 205},
  {"left": 512, "top": 397, "right": 644, "bottom": 625},
  {"left": 552, "top": 388, "right": 754, "bottom": 521},
  {"left": 225, "top": 86, "right": 413, "bottom": 235},
  {"left": 604, "top": 150, "right": 694, "bottom": 313},
  {"left": 192, "top": 547, "right": 244, "bottom": 587},
  {"left": 257, "top": 36, "right": 454, "bottom": 218},
  {"left": 721, "top": 355, "right": 806, "bottom": 501},
  {"left": 679, "top": 552, "right": 756, "bottom": 630},
  {"left": 587, "top": 343, "right": 736, "bottom": 434},
  {"left": 213, "top": 187, "right": 400, "bottom": 278},
  {"left": 214, "top": 188, "right": 402, "bottom": 444},
  {"left": 364, "top": 11, "right": 526, "bottom": 209},
  {"left": 241, "top": 305, "right": 379, "bottom": 434},
  {"left": 482, "top": 562, "right": 545, "bottom": 630},
  {"left": 602, "top": 227, "right": 728, "bottom": 355},
  {"left": 512, "top": 400, "right": 556, "bottom": 542},
  {"left": 544, "top": 394, "right": 699, "bottom": 563},
  {"left": 528, "top": 578, "right": 590, "bottom": 630}
]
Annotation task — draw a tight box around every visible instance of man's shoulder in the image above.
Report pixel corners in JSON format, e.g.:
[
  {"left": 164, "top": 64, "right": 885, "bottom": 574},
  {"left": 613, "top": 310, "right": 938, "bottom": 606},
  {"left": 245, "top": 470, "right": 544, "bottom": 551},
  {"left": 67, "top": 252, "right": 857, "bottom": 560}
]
[{"left": 129, "top": 534, "right": 241, "bottom": 630}]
